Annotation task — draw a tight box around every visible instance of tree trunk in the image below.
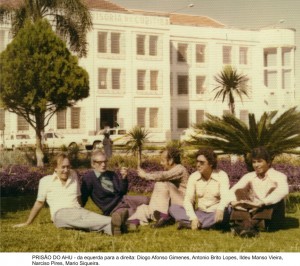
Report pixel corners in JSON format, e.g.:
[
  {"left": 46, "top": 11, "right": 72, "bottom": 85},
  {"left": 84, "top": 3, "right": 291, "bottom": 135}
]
[
  {"left": 35, "top": 112, "right": 45, "bottom": 167},
  {"left": 35, "top": 130, "right": 44, "bottom": 167},
  {"left": 137, "top": 146, "right": 142, "bottom": 167}
]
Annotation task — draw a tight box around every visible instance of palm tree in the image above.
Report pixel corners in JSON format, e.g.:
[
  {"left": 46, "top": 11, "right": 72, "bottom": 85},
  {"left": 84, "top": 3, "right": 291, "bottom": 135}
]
[
  {"left": 0, "top": 0, "right": 92, "bottom": 57},
  {"left": 189, "top": 107, "right": 300, "bottom": 170},
  {"left": 213, "top": 65, "right": 249, "bottom": 115},
  {"left": 126, "top": 126, "right": 149, "bottom": 167}
]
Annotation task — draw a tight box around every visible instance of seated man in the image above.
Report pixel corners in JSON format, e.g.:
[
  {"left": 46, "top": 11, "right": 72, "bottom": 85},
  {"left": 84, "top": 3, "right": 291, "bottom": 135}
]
[
  {"left": 169, "top": 148, "right": 230, "bottom": 230},
  {"left": 81, "top": 150, "right": 149, "bottom": 232},
  {"left": 127, "top": 146, "right": 189, "bottom": 228},
  {"left": 228, "top": 146, "right": 289, "bottom": 237},
  {"left": 13, "top": 153, "right": 126, "bottom": 236}
]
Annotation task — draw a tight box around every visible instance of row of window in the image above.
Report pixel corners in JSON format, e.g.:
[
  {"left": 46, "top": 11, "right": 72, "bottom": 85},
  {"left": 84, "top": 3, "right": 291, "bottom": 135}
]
[
  {"left": 98, "top": 31, "right": 160, "bottom": 57},
  {"left": 97, "top": 31, "right": 250, "bottom": 65},
  {"left": 4, "top": 108, "right": 82, "bottom": 131},
  {"left": 98, "top": 68, "right": 230, "bottom": 96},
  {"left": 1, "top": 107, "right": 249, "bottom": 133}
]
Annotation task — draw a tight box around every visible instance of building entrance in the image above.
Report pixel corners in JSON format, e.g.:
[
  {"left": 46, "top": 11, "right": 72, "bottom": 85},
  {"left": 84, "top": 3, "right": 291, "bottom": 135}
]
[{"left": 100, "top": 108, "right": 119, "bottom": 129}]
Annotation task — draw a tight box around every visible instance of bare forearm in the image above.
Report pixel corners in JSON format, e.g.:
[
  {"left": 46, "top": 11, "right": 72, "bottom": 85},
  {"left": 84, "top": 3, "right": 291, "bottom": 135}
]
[{"left": 23, "top": 201, "right": 44, "bottom": 225}]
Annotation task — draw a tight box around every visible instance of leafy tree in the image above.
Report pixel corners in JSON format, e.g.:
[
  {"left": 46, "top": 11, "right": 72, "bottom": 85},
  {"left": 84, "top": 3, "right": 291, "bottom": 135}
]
[
  {"left": 0, "top": 0, "right": 92, "bottom": 57},
  {"left": 0, "top": 19, "right": 89, "bottom": 166},
  {"left": 213, "top": 65, "right": 249, "bottom": 115},
  {"left": 189, "top": 107, "right": 300, "bottom": 170},
  {"left": 126, "top": 126, "right": 149, "bottom": 167}
]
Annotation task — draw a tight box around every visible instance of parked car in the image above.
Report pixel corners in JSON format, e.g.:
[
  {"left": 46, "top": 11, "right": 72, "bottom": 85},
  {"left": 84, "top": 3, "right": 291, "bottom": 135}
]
[
  {"left": 1, "top": 133, "right": 36, "bottom": 150},
  {"left": 83, "top": 128, "right": 130, "bottom": 150},
  {"left": 180, "top": 128, "right": 199, "bottom": 143},
  {"left": 43, "top": 131, "right": 82, "bottom": 149}
]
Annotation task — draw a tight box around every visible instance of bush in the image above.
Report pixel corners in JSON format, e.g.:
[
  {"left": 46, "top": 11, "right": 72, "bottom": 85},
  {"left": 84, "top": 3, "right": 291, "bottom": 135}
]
[
  {"left": 0, "top": 165, "right": 51, "bottom": 197},
  {"left": 1, "top": 156, "right": 300, "bottom": 197}
]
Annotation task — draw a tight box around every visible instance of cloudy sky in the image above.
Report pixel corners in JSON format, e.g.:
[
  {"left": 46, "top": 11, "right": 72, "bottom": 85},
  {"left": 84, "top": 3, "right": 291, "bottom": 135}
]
[{"left": 113, "top": 0, "right": 300, "bottom": 104}]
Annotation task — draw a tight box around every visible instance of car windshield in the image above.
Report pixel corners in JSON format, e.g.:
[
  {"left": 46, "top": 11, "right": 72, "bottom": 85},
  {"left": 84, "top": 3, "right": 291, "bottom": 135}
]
[{"left": 16, "top": 135, "right": 30, "bottom": 139}]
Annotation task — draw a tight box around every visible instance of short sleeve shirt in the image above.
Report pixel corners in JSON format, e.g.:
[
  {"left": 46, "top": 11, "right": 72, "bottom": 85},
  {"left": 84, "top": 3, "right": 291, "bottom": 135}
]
[{"left": 37, "top": 171, "right": 81, "bottom": 219}]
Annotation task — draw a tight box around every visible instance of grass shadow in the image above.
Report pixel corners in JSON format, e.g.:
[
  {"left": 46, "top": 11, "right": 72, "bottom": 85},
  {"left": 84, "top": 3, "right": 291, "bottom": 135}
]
[
  {"left": 280, "top": 216, "right": 300, "bottom": 230},
  {"left": 1, "top": 195, "right": 36, "bottom": 219}
]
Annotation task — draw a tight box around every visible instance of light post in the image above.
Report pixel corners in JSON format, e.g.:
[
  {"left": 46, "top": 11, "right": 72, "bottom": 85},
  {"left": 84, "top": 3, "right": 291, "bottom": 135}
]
[{"left": 170, "top": 3, "right": 194, "bottom": 14}]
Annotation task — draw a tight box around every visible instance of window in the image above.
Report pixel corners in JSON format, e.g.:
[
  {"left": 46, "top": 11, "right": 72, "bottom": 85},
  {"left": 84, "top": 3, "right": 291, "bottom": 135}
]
[
  {"left": 177, "top": 75, "right": 188, "bottom": 95},
  {"left": 177, "top": 109, "right": 189, "bottom": 129},
  {"left": 137, "top": 70, "right": 146, "bottom": 90},
  {"left": 196, "top": 110, "right": 204, "bottom": 124},
  {"left": 0, "top": 109, "right": 5, "bottom": 130},
  {"left": 149, "top": 36, "right": 158, "bottom": 56},
  {"left": 282, "top": 48, "right": 292, "bottom": 66},
  {"left": 57, "top": 110, "right": 66, "bottom": 129},
  {"left": 264, "top": 70, "right": 277, "bottom": 88},
  {"left": 223, "top": 46, "right": 232, "bottom": 64},
  {"left": 240, "top": 110, "right": 249, "bottom": 124},
  {"left": 170, "top": 73, "right": 173, "bottom": 96},
  {"left": 223, "top": 110, "right": 231, "bottom": 116},
  {"left": 150, "top": 71, "right": 158, "bottom": 91},
  {"left": 137, "top": 35, "right": 145, "bottom": 55},
  {"left": 264, "top": 48, "right": 277, "bottom": 67},
  {"left": 177, "top": 43, "right": 188, "bottom": 62},
  {"left": 98, "top": 32, "right": 107, "bottom": 53},
  {"left": 112, "top": 69, "right": 121, "bottom": 90},
  {"left": 239, "top": 47, "right": 248, "bottom": 65},
  {"left": 137, "top": 108, "right": 146, "bottom": 127},
  {"left": 98, "top": 68, "right": 107, "bottom": 89},
  {"left": 111, "top": 33, "right": 120, "bottom": 54},
  {"left": 196, "top": 44, "right": 205, "bottom": 63},
  {"left": 71, "top": 107, "right": 80, "bottom": 129},
  {"left": 196, "top": 76, "right": 206, "bottom": 94},
  {"left": 17, "top": 115, "right": 29, "bottom": 131},
  {"left": 170, "top": 42, "right": 173, "bottom": 64},
  {"left": 149, "top": 108, "right": 158, "bottom": 128},
  {"left": 282, "top": 70, "right": 291, "bottom": 90},
  {"left": 0, "top": 30, "right": 5, "bottom": 52}
]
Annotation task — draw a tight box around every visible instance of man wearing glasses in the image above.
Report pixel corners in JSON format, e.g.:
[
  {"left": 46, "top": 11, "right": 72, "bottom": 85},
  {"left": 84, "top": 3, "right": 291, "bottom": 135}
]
[
  {"left": 169, "top": 148, "right": 230, "bottom": 230},
  {"left": 81, "top": 150, "right": 149, "bottom": 234},
  {"left": 13, "top": 153, "right": 123, "bottom": 235}
]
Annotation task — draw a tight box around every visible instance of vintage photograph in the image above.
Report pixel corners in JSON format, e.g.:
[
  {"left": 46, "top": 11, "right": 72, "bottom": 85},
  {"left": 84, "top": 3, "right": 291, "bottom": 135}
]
[{"left": 0, "top": 0, "right": 299, "bottom": 257}]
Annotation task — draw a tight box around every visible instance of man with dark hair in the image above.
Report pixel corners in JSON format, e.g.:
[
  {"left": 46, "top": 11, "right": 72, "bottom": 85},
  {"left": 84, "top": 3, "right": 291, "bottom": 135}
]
[
  {"left": 13, "top": 153, "right": 125, "bottom": 235},
  {"left": 127, "top": 146, "right": 189, "bottom": 228},
  {"left": 81, "top": 150, "right": 149, "bottom": 234},
  {"left": 169, "top": 148, "right": 230, "bottom": 230},
  {"left": 228, "top": 146, "right": 289, "bottom": 237}
]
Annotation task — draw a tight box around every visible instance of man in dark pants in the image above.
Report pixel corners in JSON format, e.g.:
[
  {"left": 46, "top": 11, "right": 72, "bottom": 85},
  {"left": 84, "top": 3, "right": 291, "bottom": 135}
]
[
  {"left": 228, "top": 147, "right": 289, "bottom": 237},
  {"left": 81, "top": 150, "right": 149, "bottom": 233}
]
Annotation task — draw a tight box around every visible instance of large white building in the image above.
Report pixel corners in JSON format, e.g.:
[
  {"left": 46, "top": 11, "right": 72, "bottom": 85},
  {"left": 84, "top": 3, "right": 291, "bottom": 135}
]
[{"left": 0, "top": 0, "right": 296, "bottom": 142}]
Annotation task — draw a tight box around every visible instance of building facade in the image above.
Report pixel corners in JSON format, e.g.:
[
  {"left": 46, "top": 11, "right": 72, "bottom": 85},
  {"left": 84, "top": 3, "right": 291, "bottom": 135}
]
[{"left": 0, "top": 0, "right": 296, "bottom": 142}]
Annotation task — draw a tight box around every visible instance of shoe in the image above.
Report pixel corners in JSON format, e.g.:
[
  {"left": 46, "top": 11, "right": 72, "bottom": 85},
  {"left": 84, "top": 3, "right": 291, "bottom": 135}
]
[
  {"left": 127, "top": 222, "right": 139, "bottom": 231},
  {"left": 177, "top": 221, "right": 191, "bottom": 230},
  {"left": 151, "top": 210, "right": 175, "bottom": 228},
  {"left": 111, "top": 209, "right": 129, "bottom": 236}
]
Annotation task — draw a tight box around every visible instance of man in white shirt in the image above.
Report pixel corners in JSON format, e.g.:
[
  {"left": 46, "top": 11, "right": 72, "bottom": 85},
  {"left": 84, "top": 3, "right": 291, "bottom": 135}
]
[
  {"left": 13, "top": 153, "right": 127, "bottom": 236},
  {"left": 169, "top": 148, "right": 230, "bottom": 230},
  {"left": 229, "top": 146, "right": 289, "bottom": 236}
]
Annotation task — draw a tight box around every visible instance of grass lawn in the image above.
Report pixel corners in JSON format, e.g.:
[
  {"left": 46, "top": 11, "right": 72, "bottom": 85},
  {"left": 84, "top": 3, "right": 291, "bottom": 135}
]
[{"left": 0, "top": 193, "right": 300, "bottom": 253}]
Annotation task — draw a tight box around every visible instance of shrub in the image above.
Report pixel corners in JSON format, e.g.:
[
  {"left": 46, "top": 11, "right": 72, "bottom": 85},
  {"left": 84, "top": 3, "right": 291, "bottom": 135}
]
[
  {"left": 0, "top": 165, "right": 51, "bottom": 197},
  {"left": 1, "top": 157, "right": 300, "bottom": 197}
]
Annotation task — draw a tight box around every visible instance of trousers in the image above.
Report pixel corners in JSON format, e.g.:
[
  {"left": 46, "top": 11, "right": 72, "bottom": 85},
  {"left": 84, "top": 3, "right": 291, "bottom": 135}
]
[
  {"left": 128, "top": 181, "right": 184, "bottom": 224},
  {"left": 169, "top": 204, "right": 230, "bottom": 229},
  {"left": 53, "top": 207, "right": 112, "bottom": 235}
]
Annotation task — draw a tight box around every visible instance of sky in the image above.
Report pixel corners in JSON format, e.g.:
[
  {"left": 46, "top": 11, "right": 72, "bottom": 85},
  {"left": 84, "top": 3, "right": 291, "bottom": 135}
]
[{"left": 113, "top": 0, "right": 300, "bottom": 104}]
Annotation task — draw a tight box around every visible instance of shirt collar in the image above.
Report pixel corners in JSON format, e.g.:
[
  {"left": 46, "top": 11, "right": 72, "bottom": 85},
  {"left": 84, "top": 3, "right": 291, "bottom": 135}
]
[
  {"left": 197, "top": 170, "right": 219, "bottom": 182},
  {"left": 52, "top": 171, "right": 73, "bottom": 186}
]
